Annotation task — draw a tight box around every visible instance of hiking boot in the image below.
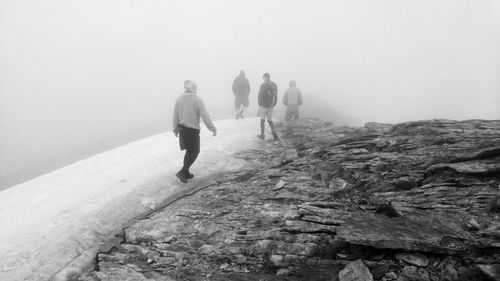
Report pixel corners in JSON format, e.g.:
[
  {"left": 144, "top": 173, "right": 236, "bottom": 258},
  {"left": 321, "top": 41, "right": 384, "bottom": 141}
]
[
  {"left": 257, "top": 134, "right": 265, "bottom": 140},
  {"left": 272, "top": 132, "right": 280, "bottom": 140},
  {"left": 186, "top": 172, "right": 194, "bottom": 179},
  {"left": 272, "top": 131, "right": 280, "bottom": 144},
  {"left": 176, "top": 171, "right": 188, "bottom": 183}
]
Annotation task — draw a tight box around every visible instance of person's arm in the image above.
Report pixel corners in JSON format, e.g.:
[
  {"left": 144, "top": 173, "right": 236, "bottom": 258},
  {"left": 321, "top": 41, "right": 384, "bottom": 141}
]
[
  {"left": 245, "top": 79, "right": 250, "bottom": 96},
  {"left": 298, "top": 90, "right": 303, "bottom": 105},
  {"left": 271, "top": 83, "right": 278, "bottom": 107},
  {"left": 283, "top": 90, "right": 288, "bottom": 105},
  {"left": 257, "top": 84, "right": 264, "bottom": 106},
  {"left": 232, "top": 79, "right": 237, "bottom": 95},
  {"left": 172, "top": 100, "right": 179, "bottom": 136},
  {"left": 197, "top": 98, "right": 217, "bottom": 135}
]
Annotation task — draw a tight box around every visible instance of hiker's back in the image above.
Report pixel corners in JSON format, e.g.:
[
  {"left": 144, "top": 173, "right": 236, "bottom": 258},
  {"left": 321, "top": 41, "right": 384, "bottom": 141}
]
[
  {"left": 233, "top": 77, "right": 249, "bottom": 96},
  {"left": 259, "top": 81, "right": 277, "bottom": 108},
  {"left": 284, "top": 88, "right": 302, "bottom": 105}
]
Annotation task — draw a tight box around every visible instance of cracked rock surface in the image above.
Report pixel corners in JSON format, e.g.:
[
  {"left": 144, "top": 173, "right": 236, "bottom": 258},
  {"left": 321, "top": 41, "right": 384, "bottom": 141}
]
[{"left": 80, "top": 118, "right": 500, "bottom": 281}]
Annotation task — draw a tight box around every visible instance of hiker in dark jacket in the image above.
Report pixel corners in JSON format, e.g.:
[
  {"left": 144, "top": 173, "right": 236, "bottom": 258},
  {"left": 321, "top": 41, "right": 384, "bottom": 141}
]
[
  {"left": 173, "top": 80, "right": 217, "bottom": 183},
  {"left": 257, "top": 72, "right": 279, "bottom": 142},
  {"left": 232, "top": 70, "right": 250, "bottom": 119}
]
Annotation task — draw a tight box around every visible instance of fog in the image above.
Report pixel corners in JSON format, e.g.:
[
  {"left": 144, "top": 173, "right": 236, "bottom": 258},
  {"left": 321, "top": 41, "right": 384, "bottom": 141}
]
[{"left": 1, "top": 0, "right": 499, "bottom": 190}]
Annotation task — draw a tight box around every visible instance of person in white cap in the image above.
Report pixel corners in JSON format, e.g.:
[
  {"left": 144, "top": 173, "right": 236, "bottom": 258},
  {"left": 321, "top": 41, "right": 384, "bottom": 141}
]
[{"left": 172, "top": 80, "right": 217, "bottom": 183}]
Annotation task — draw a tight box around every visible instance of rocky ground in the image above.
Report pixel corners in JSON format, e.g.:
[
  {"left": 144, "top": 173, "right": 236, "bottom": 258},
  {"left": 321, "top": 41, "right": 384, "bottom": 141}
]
[{"left": 79, "top": 118, "right": 500, "bottom": 281}]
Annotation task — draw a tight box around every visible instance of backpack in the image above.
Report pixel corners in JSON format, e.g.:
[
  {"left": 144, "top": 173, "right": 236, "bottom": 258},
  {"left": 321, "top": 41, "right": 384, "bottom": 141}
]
[
  {"left": 265, "top": 83, "right": 276, "bottom": 98},
  {"left": 267, "top": 84, "right": 277, "bottom": 105},
  {"left": 260, "top": 82, "right": 277, "bottom": 107}
]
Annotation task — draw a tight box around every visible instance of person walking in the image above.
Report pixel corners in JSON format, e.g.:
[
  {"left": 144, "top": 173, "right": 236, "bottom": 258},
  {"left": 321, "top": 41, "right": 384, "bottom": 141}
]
[
  {"left": 257, "top": 72, "right": 279, "bottom": 142},
  {"left": 172, "top": 80, "right": 217, "bottom": 183},
  {"left": 283, "top": 80, "right": 303, "bottom": 122},
  {"left": 232, "top": 70, "right": 250, "bottom": 119}
]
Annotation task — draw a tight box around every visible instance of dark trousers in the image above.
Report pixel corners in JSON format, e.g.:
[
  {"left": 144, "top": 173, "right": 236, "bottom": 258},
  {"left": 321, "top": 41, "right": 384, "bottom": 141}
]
[
  {"left": 234, "top": 95, "right": 249, "bottom": 109},
  {"left": 178, "top": 125, "right": 200, "bottom": 174}
]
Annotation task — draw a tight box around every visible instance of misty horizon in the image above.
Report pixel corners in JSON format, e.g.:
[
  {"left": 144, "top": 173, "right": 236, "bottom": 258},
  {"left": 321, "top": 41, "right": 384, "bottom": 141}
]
[{"left": 1, "top": 0, "right": 499, "bottom": 190}]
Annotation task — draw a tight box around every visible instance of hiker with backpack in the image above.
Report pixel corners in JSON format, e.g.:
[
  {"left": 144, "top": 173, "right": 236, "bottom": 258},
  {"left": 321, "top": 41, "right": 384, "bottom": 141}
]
[
  {"left": 172, "top": 80, "right": 217, "bottom": 183},
  {"left": 257, "top": 72, "right": 279, "bottom": 142},
  {"left": 232, "top": 70, "right": 250, "bottom": 119}
]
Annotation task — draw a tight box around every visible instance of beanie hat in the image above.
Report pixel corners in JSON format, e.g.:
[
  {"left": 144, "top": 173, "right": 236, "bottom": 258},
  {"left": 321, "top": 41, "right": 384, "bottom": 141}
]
[{"left": 184, "top": 80, "right": 197, "bottom": 93}]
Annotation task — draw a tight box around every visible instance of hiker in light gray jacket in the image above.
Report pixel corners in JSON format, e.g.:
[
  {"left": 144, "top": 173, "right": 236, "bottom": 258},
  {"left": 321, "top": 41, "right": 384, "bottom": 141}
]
[
  {"left": 173, "top": 80, "right": 217, "bottom": 183},
  {"left": 283, "top": 80, "right": 303, "bottom": 121}
]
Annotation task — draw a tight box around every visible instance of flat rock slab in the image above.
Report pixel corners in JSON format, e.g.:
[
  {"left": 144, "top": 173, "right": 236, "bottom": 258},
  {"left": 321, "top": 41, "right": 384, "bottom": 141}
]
[
  {"left": 477, "top": 264, "right": 500, "bottom": 281},
  {"left": 395, "top": 252, "right": 429, "bottom": 267},
  {"left": 79, "top": 118, "right": 500, "bottom": 281},
  {"left": 337, "top": 212, "right": 473, "bottom": 255},
  {"left": 427, "top": 161, "right": 500, "bottom": 175},
  {"left": 339, "top": 259, "right": 373, "bottom": 281}
]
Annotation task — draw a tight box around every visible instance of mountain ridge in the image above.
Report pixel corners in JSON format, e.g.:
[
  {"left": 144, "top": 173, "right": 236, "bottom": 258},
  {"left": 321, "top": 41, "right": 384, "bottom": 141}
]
[{"left": 75, "top": 117, "right": 500, "bottom": 281}]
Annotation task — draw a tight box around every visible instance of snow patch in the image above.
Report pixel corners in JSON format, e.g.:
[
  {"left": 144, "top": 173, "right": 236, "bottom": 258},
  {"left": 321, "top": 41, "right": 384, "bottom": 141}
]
[{"left": 0, "top": 118, "right": 263, "bottom": 281}]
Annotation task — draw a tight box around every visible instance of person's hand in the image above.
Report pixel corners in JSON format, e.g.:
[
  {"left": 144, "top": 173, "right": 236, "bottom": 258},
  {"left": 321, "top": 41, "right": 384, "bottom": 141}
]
[
  {"left": 212, "top": 129, "right": 217, "bottom": 136},
  {"left": 174, "top": 131, "right": 179, "bottom": 137}
]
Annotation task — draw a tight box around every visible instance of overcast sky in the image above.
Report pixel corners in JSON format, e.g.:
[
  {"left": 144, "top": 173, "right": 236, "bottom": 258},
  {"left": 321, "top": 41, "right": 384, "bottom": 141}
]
[{"left": 1, "top": 0, "right": 499, "bottom": 189}]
